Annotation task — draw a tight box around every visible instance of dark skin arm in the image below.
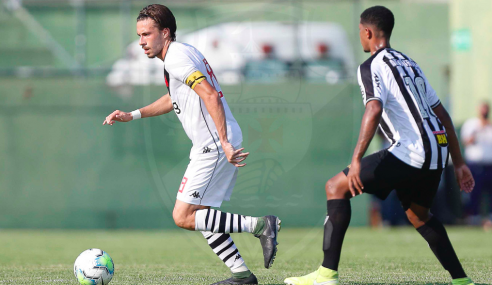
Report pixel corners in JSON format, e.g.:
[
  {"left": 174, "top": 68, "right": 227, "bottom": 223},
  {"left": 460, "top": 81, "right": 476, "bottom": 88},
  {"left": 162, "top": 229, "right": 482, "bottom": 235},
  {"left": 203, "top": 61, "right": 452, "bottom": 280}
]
[
  {"left": 432, "top": 104, "right": 474, "bottom": 192},
  {"left": 347, "top": 100, "right": 383, "bottom": 197}
]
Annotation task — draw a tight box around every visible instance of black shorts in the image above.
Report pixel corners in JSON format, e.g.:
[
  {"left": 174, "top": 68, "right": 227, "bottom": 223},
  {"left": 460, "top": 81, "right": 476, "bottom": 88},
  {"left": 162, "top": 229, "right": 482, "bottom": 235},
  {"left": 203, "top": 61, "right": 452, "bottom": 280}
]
[{"left": 342, "top": 149, "right": 443, "bottom": 210}]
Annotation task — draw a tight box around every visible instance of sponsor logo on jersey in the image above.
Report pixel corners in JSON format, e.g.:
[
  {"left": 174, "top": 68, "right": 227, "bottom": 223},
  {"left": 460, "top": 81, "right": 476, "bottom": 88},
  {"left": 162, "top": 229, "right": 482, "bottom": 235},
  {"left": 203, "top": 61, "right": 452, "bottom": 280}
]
[{"left": 433, "top": 130, "right": 448, "bottom": 147}]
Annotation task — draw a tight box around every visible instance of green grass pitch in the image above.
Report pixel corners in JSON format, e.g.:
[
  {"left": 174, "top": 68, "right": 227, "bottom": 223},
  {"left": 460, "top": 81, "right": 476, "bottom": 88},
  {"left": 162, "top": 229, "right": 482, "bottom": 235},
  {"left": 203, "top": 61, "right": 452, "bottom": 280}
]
[{"left": 0, "top": 227, "right": 490, "bottom": 284}]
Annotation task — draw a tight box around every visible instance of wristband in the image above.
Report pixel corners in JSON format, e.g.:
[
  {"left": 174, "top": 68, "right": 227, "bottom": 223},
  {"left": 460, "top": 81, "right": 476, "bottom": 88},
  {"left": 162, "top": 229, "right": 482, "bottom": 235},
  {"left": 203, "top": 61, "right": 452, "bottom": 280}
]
[{"left": 131, "top": 109, "right": 141, "bottom": 120}]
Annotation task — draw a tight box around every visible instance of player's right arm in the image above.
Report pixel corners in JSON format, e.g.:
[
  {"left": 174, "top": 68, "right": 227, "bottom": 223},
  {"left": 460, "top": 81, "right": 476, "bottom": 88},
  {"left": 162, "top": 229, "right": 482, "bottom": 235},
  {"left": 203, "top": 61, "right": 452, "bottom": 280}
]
[
  {"left": 103, "top": 93, "right": 173, "bottom": 125},
  {"left": 347, "top": 100, "right": 383, "bottom": 197},
  {"left": 348, "top": 64, "right": 387, "bottom": 196},
  {"left": 432, "top": 104, "right": 475, "bottom": 193}
]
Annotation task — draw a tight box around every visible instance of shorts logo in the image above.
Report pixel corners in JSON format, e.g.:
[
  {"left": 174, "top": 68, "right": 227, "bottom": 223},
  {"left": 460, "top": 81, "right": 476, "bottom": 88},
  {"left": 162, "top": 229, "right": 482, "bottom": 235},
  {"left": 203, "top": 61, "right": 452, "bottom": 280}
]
[
  {"left": 202, "top": 146, "right": 212, "bottom": 153},
  {"left": 433, "top": 130, "right": 448, "bottom": 147},
  {"left": 189, "top": 191, "right": 200, "bottom": 199},
  {"left": 178, "top": 177, "right": 188, "bottom": 193}
]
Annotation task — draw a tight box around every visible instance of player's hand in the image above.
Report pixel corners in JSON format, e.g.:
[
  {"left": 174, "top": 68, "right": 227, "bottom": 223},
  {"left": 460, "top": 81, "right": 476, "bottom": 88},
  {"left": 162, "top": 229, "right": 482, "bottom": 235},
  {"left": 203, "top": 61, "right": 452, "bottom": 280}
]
[
  {"left": 454, "top": 163, "right": 475, "bottom": 193},
  {"left": 346, "top": 161, "right": 364, "bottom": 197},
  {"left": 103, "top": 110, "right": 132, "bottom": 126},
  {"left": 222, "top": 143, "right": 249, "bottom": 167}
]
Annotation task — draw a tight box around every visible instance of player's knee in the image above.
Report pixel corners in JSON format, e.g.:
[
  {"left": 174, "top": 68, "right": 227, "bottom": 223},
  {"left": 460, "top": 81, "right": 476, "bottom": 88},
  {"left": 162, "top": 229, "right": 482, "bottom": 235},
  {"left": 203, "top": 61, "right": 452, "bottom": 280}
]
[
  {"left": 406, "top": 211, "right": 429, "bottom": 228},
  {"left": 172, "top": 209, "right": 187, "bottom": 229},
  {"left": 325, "top": 178, "right": 342, "bottom": 199},
  {"left": 406, "top": 204, "right": 431, "bottom": 228}
]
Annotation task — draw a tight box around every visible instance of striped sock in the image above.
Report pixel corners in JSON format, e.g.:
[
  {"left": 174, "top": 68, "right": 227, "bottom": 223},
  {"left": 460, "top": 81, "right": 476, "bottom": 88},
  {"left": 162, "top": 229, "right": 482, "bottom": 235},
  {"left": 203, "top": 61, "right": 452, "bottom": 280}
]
[
  {"left": 195, "top": 209, "right": 258, "bottom": 234},
  {"left": 201, "top": 232, "right": 249, "bottom": 273}
]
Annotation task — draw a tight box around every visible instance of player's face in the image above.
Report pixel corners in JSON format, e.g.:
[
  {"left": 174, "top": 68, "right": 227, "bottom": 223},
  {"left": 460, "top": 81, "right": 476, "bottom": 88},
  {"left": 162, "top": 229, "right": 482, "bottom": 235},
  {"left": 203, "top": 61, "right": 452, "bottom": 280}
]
[
  {"left": 359, "top": 23, "right": 370, "bottom": 53},
  {"left": 137, "top": 18, "right": 166, "bottom": 59}
]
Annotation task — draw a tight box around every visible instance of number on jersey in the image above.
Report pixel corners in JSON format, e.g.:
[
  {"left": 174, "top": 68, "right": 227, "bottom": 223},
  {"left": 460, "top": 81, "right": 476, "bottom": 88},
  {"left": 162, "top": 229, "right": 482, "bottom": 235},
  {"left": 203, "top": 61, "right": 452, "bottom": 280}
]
[{"left": 203, "top": 58, "right": 223, "bottom": 98}]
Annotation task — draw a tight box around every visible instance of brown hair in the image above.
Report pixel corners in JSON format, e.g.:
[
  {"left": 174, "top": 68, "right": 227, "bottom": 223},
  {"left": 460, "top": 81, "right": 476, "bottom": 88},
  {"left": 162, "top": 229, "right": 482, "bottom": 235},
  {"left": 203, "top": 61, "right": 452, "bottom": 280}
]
[{"left": 137, "top": 4, "right": 176, "bottom": 41}]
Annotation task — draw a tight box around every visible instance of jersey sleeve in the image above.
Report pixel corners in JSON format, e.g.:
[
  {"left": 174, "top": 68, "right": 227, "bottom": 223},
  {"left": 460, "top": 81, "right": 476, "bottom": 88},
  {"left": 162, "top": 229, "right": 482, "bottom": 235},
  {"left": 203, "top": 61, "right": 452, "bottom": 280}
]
[
  {"left": 166, "top": 49, "right": 206, "bottom": 90},
  {"left": 357, "top": 62, "right": 388, "bottom": 106}
]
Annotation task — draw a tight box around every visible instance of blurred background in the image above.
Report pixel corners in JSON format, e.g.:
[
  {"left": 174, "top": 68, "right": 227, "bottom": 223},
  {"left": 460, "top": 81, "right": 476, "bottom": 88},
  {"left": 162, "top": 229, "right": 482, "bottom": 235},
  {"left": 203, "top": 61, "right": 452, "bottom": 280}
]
[{"left": 1, "top": 0, "right": 491, "bottom": 230}]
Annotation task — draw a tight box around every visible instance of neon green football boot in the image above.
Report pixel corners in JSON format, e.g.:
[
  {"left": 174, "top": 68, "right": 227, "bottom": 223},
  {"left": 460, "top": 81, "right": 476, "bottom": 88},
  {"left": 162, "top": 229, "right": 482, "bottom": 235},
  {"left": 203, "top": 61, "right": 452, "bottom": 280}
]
[
  {"left": 452, "top": 277, "right": 474, "bottom": 285},
  {"left": 284, "top": 266, "right": 338, "bottom": 285}
]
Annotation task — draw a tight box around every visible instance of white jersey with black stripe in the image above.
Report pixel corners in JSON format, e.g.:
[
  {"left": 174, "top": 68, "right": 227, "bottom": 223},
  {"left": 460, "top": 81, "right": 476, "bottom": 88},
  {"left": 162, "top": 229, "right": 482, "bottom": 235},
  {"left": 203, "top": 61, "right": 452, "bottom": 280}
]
[
  {"left": 163, "top": 42, "right": 242, "bottom": 157},
  {"left": 357, "top": 48, "right": 448, "bottom": 170}
]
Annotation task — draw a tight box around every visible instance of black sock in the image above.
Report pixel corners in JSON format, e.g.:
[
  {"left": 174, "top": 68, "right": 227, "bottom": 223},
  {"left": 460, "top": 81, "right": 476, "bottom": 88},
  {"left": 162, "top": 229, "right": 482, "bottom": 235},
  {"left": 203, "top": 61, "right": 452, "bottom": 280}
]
[
  {"left": 322, "top": 199, "right": 351, "bottom": 271},
  {"left": 416, "top": 216, "right": 467, "bottom": 279}
]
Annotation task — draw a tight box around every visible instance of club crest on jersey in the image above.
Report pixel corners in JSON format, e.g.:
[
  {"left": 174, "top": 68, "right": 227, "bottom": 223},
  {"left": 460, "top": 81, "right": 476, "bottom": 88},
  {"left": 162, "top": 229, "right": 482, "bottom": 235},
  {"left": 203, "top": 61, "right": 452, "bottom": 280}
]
[{"left": 433, "top": 130, "right": 448, "bottom": 147}]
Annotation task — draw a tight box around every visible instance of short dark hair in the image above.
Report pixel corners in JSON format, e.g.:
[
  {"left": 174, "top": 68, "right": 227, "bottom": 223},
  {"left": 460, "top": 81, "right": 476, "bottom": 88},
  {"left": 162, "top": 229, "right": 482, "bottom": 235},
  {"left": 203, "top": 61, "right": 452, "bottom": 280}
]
[
  {"left": 137, "top": 4, "right": 176, "bottom": 41},
  {"left": 360, "top": 6, "right": 394, "bottom": 38}
]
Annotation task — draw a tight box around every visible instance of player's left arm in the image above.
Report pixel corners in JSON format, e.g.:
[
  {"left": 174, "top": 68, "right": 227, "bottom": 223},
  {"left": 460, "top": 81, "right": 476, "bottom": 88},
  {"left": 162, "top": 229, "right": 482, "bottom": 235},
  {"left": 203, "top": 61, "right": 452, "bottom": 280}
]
[
  {"left": 347, "top": 100, "right": 383, "bottom": 197},
  {"left": 193, "top": 79, "right": 249, "bottom": 167},
  {"left": 433, "top": 104, "right": 474, "bottom": 192}
]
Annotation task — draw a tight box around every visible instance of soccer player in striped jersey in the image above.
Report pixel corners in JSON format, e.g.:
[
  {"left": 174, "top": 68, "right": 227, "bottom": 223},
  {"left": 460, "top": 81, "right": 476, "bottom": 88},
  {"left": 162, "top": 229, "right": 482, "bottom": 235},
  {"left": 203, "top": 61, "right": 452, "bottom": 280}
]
[
  {"left": 285, "top": 6, "right": 475, "bottom": 285},
  {"left": 103, "top": 5, "right": 280, "bottom": 284}
]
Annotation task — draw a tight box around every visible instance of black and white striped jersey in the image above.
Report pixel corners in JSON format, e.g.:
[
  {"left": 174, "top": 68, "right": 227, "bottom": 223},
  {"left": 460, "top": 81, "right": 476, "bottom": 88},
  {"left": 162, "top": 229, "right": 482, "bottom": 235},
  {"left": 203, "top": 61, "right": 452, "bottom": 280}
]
[{"left": 357, "top": 48, "right": 449, "bottom": 170}]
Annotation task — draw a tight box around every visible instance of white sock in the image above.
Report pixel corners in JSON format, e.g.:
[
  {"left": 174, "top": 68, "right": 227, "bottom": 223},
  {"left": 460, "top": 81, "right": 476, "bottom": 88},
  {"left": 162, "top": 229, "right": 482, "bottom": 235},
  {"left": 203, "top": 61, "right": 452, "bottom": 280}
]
[{"left": 195, "top": 209, "right": 258, "bottom": 234}]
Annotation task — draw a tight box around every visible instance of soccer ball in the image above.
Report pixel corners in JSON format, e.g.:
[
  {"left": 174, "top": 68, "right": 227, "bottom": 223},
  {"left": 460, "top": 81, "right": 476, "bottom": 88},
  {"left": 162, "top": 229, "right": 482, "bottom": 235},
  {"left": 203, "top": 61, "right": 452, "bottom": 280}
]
[{"left": 73, "top": 248, "right": 114, "bottom": 285}]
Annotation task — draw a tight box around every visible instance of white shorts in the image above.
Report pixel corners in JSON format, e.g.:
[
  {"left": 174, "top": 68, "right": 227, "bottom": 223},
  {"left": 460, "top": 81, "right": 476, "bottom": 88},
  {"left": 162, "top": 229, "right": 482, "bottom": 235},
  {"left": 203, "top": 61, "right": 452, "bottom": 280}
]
[{"left": 176, "top": 145, "right": 239, "bottom": 207}]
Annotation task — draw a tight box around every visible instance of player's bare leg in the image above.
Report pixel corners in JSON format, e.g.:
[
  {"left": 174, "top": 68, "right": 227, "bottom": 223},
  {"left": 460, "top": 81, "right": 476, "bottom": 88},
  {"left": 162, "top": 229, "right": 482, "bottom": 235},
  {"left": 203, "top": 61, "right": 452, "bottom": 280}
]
[
  {"left": 325, "top": 172, "right": 359, "bottom": 200},
  {"left": 172, "top": 200, "right": 209, "bottom": 229},
  {"left": 406, "top": 203, "right": 473, "bottom": 285}
]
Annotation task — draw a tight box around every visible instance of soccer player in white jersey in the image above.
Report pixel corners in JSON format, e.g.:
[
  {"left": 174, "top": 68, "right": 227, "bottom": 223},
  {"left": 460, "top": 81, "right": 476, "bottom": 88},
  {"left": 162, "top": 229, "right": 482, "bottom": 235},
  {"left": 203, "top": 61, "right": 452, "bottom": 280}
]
[
  {"left": 285, "top": 6, "right": 475, "bottom": 285},
  {"left": 103, "top": 5, "right": 280, "bottom": 285}
]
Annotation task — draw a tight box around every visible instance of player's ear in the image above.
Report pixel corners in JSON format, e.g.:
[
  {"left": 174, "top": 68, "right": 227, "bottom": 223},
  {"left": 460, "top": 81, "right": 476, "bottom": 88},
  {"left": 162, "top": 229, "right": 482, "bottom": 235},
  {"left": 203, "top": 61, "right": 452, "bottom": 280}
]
[
  {"left": 365, "top": 27, "right": 372, "bottom": 40},
  {"left": 162, "top": 28, "right": 170, "bottom": 38}
]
